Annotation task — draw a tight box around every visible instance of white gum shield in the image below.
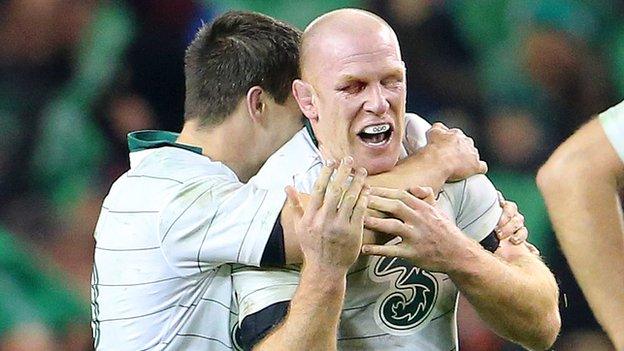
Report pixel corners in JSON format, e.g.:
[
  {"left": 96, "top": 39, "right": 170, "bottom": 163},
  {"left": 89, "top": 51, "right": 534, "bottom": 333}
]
[{"left": 362, "top": 123, "right": 390, "bottom": 134}]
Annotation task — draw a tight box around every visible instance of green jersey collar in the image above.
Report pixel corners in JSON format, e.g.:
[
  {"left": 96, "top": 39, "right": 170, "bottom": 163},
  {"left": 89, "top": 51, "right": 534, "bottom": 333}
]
[{"left": 127, "top": 130, "right": 203, "bottom": 155}]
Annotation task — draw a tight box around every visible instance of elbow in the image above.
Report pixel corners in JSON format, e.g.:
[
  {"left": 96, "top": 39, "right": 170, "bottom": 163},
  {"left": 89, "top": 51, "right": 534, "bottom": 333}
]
[
  {"left": 517, "top": 310, "right": 560, "bottom": 351},
  {"left": 522, "top": 293, "right": 562, "bottom": 350},
  {"left": 516, "top": 274, "right": 562, "bottom": 350},
  {"left": 531, "top": 310, "right": 561, "bottom": 350},
  {"left": 536, "top": 157, "right": 566, "bottom": 195}
]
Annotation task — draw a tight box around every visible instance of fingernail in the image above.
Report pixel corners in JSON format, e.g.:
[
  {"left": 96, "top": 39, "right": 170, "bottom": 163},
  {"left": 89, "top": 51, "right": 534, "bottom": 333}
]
[
  {"left": 510, "top": 236, "right": 521, "bottom": 245},
  {"left": 344, "top": 156, "right": 354, "bottom": 165},
  {"left": 325, "top": 159, "right": 335, "bottom": 167},
  {"left": 357, "top": 167, "right": 367, "bottom": 176}
]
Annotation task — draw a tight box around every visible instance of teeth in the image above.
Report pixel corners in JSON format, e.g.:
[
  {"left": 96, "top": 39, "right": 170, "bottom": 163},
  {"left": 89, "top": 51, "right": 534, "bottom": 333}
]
[{"left": 362, "top": 123, "right": 390, "bottom": 134}]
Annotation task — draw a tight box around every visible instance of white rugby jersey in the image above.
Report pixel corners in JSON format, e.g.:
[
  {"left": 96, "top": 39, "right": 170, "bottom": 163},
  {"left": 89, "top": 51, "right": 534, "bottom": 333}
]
[
  {"left": 91, "top": 131, "right": 303, "bottom": 350},
  {"left": 233, "top": 113, "right": 503, "bottom": 351},
  {"left": 599, "top": 100, "right": 624, "bottom": 162}
]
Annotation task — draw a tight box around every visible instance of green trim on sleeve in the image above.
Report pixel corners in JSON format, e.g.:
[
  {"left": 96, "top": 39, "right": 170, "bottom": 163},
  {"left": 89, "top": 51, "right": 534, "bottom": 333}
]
[{"left": 127, "top": 130, "right": 203, "bottom": 154}]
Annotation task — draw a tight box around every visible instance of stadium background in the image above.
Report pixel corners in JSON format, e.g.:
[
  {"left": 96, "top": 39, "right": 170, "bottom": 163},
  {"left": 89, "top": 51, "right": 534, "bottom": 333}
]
[{"left": 0, "top": 0, "right": 621, "bottom": 350}]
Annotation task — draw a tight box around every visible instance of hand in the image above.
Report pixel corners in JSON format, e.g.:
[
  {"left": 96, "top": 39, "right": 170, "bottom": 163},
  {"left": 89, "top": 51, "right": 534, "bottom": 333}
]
[
  {"left": 425, "top": 122, "right": 487, "bottom": 182},
  {"left": 495, "top": 192, "right": 528, "bottom": 245},
  {"left": 361, "top": 187, "right": 471, "bottom": 273},
  {"left": 286, "top": 156, "right": 369, "bottom": 272},
  {"left": 408, "top": 185, "right": 436, "bottom": 206}
]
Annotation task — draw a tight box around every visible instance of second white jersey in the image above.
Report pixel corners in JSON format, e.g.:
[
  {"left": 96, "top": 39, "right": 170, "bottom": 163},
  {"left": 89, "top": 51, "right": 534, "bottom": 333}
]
[
  {"left": 233, "top": 114, "right": 502, "bottom": 350},
  {"left": 599, "top": 100, "right": 624, "bottom": 162}
]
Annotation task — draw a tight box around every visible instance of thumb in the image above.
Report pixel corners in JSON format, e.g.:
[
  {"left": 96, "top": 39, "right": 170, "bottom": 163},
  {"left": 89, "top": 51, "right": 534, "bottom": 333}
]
[{"left": 285, "top": 186, "right": 304, "bottom": 220}]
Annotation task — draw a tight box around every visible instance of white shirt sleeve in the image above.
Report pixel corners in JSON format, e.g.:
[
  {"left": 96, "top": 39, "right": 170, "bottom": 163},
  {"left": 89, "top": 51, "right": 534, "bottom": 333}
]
[
  {"left": 599, "top": 100, "right": 624, "bottom": 162},
  {"left": 232, "top": 265, "right": 300, "bottom": 322},
  {"left": 158, "top": 175, "right": 286, "bottom": 276},
  {"left": 443, "top": 175, "right": 503, "bottom": 242}
]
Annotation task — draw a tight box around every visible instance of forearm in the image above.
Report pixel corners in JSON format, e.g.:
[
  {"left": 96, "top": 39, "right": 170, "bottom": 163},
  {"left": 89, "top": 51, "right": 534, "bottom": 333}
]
[
  {"left": 449, "top": 241, "right": 560, "bottom": 350},
  {"left": 254, "top": 265, "right": 346, "bottom": 351},
  {"left": 366, "top": 147, "right": 449, "bottom": 192},
  {"left": 539, "top": 162, "right": 624, "bottom": 348}
]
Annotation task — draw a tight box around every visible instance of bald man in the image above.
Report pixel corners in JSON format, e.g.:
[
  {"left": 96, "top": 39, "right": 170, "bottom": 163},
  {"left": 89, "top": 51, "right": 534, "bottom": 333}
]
[{"left": 234, "top": 9, "right": 560, "bottom": 351}]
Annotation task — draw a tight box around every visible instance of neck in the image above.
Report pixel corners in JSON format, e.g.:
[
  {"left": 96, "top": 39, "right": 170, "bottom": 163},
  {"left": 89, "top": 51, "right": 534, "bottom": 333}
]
[{"left": 177, "top": 119, "right": 259, "bottom": 182}]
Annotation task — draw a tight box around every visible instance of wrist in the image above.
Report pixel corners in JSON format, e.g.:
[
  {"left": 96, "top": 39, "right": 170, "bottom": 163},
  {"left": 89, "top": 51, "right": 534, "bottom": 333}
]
[
  {"left": 421, "top": 145, "right": 452, "bottom": 181},
  {"left": 300, "top": 263, "right": 348, "bottom": 291},
  {"left": 445, "top": 238, "right": 491, "bottom": 279}
]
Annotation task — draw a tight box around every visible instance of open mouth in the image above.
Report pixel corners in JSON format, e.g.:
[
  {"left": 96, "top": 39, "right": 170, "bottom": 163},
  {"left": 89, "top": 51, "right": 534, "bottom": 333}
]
[{"left": 357, "top": 123, "right": 393, "bottom": 146}]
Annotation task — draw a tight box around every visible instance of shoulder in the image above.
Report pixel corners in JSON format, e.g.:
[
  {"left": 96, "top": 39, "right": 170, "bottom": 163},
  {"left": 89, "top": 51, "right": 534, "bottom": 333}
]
[
  {"left": 252, "top": 128, "right": 322, "bottom": 192},
  {"left": 442, "top": 174, "right": 501, "bottom": 239},
  {"left": 402, "top": 113, "right": 433, "bottom": 153}
]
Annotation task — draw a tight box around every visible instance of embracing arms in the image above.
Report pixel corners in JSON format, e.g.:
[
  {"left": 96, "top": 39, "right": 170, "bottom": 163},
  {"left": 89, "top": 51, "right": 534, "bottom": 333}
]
[
  {"left": 281, "top": 123, "right": 489, "bottom": 263},
  {"left": 362, "top": 186, "right": 560, "bottom": 350}
]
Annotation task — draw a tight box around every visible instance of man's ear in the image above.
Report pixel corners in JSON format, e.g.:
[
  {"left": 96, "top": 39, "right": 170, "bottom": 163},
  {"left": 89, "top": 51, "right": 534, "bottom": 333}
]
[
  {"left": 245, "top": 86, "right": 265, "bottom": 123},
  {"left": 292, "top": 79, "right": 318, "bottom": 122}
]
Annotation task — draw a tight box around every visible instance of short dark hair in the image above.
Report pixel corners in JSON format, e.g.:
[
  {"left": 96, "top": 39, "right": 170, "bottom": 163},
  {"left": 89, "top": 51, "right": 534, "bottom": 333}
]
[{"left": 184, "top": 11, "right": 301, "bottom": 126}]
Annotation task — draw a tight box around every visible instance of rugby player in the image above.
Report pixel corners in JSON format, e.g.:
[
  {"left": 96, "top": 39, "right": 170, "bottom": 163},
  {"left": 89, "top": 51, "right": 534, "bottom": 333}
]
[{"left": 234, "top": 9, "right": 560, "bottom": 351}]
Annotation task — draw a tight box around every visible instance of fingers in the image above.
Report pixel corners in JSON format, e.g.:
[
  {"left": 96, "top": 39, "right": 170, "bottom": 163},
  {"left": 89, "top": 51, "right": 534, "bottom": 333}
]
[
  {"left": 366, "top": 208, "right": 388, "bottom": 219},
  {"left": 364, "top": 216, "right": 408, "bottom": 238},
  {"left": 497, "top": 197, "right": 517, "bottom": 227},
  {"left": 361, "top": 243, "right": 403, "bottom": 257},
  {"left": 322, "top": 156, "right": 354, "bottom": 212},
  {"left": 496, "top": 214, "right": 525, "bottom": 240},
  {"left": 309, "top": 159, "right": 337, "bottom": 211},
  {"left": 350, "top": 185, "right": 369, "bottom": 225},
  {"left": 368, "top": 188, "right": 426, "bottom": 219},
  {"left": 510, "top": 227, "right": 528, "bottom": 245},
  {"left": 338, "top": 166, "right": 367, "bottom": 221},
  {"left": 495, "top": 199, "right": 527, "bottom": 245},
  {"left": 285, "top": 186, "right": 304, "bottom": 221},
  {"left": 408, "top": 186, "right": 435, "bottom": 206}
]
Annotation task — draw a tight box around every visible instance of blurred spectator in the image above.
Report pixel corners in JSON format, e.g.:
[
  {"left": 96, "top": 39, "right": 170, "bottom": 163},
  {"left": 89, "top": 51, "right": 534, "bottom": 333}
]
[{"left": 369, "top": 0, "right": 486, "bottom": 133}]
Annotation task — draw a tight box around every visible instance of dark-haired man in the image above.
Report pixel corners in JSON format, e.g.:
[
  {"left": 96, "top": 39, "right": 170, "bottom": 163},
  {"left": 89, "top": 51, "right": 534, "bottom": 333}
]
[{"left": 91, "top": 11, "right": 524, "bottom": 350}]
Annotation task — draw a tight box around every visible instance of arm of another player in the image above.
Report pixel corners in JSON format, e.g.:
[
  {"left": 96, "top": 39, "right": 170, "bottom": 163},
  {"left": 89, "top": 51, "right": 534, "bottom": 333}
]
[
  {"left": 537, "top": 117, "right": 624, "bottom": 349},
  {"left": 254, "top": 157, "right": 368, "bottom": 351},
  {"left": 281, "top": 123, "right": 488, "bottom": 263},
  {"left": 362, "top": 189, "right": 560, "bottom": 351},
  {"left": 367, "top": 122, "right": 487, "bottom": 192}
]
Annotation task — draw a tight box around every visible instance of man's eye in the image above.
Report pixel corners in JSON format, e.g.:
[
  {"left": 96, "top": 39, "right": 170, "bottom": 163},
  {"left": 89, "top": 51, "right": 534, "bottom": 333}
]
[
  {"left": 382, "top": 78, "right": 403, "bottom": 87},
  {"left": 340, "top": 83, "right": 363, "bottom": 94}
]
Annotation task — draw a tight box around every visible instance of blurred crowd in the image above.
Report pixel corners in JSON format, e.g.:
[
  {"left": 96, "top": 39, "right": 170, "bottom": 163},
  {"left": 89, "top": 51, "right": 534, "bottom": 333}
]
[{"left": 0, "top": 0, "right": 621, "bottom": 350}]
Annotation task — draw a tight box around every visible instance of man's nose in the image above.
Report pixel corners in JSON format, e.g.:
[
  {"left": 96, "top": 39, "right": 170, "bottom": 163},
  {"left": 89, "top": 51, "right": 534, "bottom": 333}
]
[{"left": 363, "top": 83, "right": 390, "bottom": 116}]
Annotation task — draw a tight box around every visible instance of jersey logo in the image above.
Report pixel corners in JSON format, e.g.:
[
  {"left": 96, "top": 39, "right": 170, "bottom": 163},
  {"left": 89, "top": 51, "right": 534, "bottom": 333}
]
[{"left": 369, "top": 256, "right": 438, "bottom": 335}]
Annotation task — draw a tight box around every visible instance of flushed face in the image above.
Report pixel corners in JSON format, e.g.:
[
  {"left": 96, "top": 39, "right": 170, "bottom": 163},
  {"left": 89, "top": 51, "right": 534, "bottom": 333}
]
[{"left": 304, "top": 24, "right": 407, "bottom": 175}]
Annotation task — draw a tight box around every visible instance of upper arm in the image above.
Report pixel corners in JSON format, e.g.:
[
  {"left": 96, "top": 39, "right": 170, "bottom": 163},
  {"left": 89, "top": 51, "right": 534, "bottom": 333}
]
[
  {"left": 453, "top": 174, "right": 503, "bottom": 242},
  {"left": 232, "top": 267, "right": 299, "bottom": 349},
  {"left": 538, "top": 117, "right": 624, "bottom": 190},
  {"left": 158, "top": 178, "right": 286, "bottom": 275}
]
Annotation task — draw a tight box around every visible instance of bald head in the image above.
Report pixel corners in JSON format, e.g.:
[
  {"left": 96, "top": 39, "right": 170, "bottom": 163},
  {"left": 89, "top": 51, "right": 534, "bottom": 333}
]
[{"left": 300, "top": 9, "right": 401, "bottom": 80}]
